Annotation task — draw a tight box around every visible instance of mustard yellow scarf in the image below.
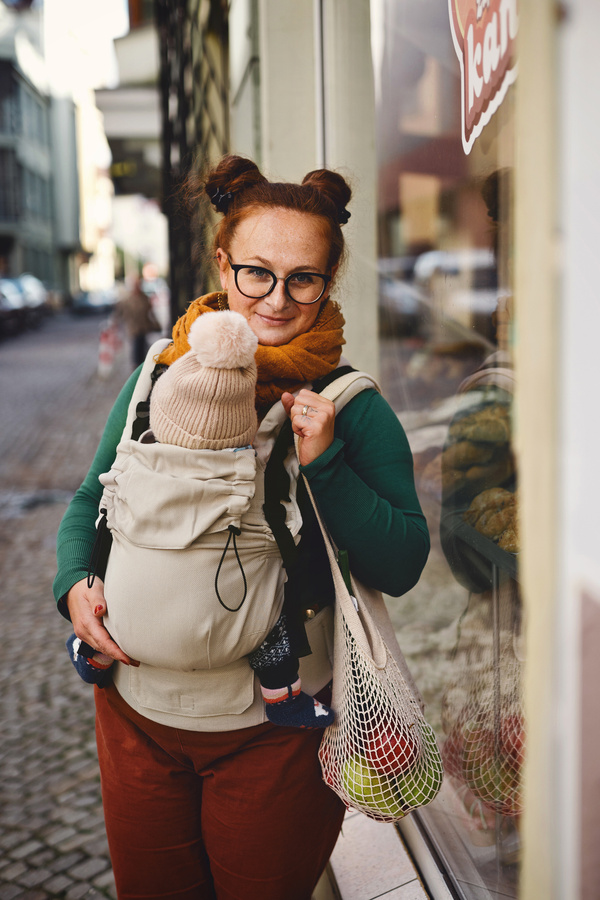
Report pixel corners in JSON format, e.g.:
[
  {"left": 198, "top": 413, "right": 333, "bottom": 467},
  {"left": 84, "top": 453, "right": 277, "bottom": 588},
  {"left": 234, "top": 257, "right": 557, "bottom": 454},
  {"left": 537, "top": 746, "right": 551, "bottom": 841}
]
[{"left": 156, "top": 292, "right": 346, "bottom": 415}]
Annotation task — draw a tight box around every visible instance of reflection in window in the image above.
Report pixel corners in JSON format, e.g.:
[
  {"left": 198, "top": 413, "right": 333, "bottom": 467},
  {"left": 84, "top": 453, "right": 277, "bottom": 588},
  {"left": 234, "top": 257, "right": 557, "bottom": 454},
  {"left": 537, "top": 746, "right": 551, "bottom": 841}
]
[{"left": 372, "top": 1, "right": 521, "bottom": 897}]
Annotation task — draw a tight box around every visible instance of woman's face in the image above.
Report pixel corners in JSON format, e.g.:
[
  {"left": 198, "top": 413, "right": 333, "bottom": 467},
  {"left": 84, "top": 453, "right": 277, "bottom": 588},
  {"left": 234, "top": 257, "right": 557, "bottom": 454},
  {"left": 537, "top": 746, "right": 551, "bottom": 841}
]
[{"left": 216, "top": 207, "right": 336, "bottom": 347}]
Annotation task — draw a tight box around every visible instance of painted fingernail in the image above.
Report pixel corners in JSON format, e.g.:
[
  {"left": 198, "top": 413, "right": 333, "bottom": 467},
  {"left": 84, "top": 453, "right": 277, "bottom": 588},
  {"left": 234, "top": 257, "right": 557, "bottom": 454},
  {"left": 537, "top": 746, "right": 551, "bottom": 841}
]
[{"left": 94, "top": 605, "right": 103, "bottom": 615}]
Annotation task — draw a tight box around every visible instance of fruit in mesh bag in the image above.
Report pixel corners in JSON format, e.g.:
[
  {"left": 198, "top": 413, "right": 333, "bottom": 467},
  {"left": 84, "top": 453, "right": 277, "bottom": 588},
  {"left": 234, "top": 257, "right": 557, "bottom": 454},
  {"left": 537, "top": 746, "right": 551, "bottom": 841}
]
[
  {"left": 394, "top": 761, "right": 442, "bottom": 806},
  {"left": 394, "top": 726, "right": 443, "bottom": 806},
  {"left": 461, "top": 719, "right": 493, "bottom": 778},
  {"left": 500, "top": 713, "right": 525, "bottom": 770},
  {"left": 340, "top": 754, "right": 406, "bottom": 817},
  {"left": 441, "top": 723, "right": 465, "bottom": 780},
  {"left": 461, "top": 718, "right": 522, "bottom": 814},
  {"left": 465, "top": 754, "right": 521, "bottom": 813},
  {"left": 362, "top": 718, "right": 421, "bottom": 776}
]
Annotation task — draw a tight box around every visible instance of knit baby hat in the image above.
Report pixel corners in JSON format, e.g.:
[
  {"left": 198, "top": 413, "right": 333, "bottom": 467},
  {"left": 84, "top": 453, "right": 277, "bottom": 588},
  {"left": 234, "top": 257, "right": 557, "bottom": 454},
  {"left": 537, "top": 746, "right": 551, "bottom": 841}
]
[{"left": 150, "top": 311, "right": 258, "bottom": 450}]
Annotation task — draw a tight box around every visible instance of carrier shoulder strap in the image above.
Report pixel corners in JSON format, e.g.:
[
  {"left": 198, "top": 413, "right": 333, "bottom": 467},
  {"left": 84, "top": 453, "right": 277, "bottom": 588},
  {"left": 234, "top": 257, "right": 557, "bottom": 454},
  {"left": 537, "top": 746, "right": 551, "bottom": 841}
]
[
  {"left": 263, "top": 366, "right": 380, "bottom": 569},
  {"left": 126, "top": 338, "right": 171, "bottom": 440}
]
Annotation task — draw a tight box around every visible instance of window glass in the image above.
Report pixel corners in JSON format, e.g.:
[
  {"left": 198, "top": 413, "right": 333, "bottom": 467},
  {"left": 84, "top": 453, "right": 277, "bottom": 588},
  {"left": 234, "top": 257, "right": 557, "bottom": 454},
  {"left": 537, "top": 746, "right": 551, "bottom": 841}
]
[
  {"left": 372, "top": 1, "right": 521, "bottom": 897},
  {"left": 0, "top": 150, "right": 19, "bottom": 221}
]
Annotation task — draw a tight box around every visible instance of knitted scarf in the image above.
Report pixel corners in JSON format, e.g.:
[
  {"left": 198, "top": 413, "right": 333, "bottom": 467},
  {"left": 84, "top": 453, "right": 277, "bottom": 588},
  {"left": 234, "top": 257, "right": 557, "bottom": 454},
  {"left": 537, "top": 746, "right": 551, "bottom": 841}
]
[{"left": 156, "top": 292, "right": 346, "bottom": 415}]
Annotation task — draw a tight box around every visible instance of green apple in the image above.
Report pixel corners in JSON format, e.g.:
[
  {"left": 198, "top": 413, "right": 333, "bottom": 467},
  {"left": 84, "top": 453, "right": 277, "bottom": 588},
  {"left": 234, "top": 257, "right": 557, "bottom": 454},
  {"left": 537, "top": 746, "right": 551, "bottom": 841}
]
[
  {"left": 394, "top": 761, "right": 442, "bottom": 806},
  {"left": 340, "top": 755, "right": 406, "bottom": 818},
  {"left": 465, "top": 755, "right": 521, "bottom": 812},
  {"left": 394, "top": 724, "right": 443, "bottom": 807}
]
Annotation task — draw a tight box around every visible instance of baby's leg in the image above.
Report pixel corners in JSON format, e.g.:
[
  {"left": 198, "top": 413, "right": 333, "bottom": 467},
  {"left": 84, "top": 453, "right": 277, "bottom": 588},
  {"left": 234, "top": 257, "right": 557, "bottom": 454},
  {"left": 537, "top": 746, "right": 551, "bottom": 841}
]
[
  {"left": 248, "top": 614, "right": 334, "bottom": 728},
  {"left": 66, "top": 633, "right": 113, "bottom": 687}
]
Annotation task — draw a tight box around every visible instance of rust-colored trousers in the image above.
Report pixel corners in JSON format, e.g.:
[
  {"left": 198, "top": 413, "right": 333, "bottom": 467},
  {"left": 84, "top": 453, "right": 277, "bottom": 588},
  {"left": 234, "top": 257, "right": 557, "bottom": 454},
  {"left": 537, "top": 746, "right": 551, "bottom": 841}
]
[{"left": 95, "top": 683, "right": 345, "bottom": 899}]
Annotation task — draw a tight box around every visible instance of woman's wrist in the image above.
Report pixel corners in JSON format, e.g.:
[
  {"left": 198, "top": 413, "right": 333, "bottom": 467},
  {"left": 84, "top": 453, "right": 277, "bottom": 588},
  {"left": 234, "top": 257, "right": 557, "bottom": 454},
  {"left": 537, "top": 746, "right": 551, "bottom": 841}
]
[{"left": 299, "top": 437, "right": 345, "bottom": 478}]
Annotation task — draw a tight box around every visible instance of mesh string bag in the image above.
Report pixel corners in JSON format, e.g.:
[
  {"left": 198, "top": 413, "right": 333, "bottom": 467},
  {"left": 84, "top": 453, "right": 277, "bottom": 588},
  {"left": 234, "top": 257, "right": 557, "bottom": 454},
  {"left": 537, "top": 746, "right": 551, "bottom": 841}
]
[
  {"left": 440, "top": 582, "right": 524, "bottom": 819},
  {"left": 300, "top": 476, "right": 443, "bottom": 822}
]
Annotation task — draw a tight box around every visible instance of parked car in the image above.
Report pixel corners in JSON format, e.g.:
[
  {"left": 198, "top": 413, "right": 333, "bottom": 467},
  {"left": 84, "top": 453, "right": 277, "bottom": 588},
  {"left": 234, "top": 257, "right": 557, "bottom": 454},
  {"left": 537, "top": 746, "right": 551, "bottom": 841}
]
[
  {"left": 0, "top": 278, "right": 27, "bottom": 337},
  {"left": 71, "top": 287, "right": 119, "bottom": 315},
  {"left": 17, "top": 273, "right": 50, "bottom": 324},
  {"left": 413, "top": 248, "right": 495, "bottom": 282},
  {"left": 378, "top": 257, "right": 428, "bottom": 337},
  {"left": 413, "top": 248, "right": 501, "bottom": 341},
  {"left": 413, "top": 248, "right": 499, "bottom": 313}
]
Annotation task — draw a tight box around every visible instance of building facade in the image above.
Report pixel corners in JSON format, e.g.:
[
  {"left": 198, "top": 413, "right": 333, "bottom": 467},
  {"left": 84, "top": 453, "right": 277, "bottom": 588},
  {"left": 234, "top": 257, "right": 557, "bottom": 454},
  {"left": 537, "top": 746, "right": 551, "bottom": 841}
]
[
  {"left": 152, "top": 2, "right": 600, "bottom": 897},
  {"left": 0, "top": 49, "right": 54, "bottom": 282},
  {"left": 0, "top": 4, "right": 80, "bottom": 294}
]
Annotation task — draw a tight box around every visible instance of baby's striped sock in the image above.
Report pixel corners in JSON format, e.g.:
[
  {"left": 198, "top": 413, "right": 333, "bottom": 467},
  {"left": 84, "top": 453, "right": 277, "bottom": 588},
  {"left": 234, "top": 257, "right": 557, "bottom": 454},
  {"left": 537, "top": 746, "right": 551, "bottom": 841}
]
[{"left": 261, "top": 679, "right": 334, "bottom": 729}]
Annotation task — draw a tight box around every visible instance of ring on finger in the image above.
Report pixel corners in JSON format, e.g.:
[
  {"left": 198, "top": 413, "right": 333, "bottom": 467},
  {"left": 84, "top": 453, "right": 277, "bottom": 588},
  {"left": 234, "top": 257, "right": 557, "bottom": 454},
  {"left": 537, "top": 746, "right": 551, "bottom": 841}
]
[{"left": 302, "top": 405, "right": 310, "bottom": 417}]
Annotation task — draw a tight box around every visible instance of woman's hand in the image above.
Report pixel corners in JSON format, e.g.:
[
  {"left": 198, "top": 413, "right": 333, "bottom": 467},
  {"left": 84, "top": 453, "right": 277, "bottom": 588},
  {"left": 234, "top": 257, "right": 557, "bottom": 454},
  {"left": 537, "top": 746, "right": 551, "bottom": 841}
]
[
  {"left": 66, "top": 577, "right": 139, "bottom": 666},
  {"left": 281, "top": 389, "right": 336, "bottom": 467}
]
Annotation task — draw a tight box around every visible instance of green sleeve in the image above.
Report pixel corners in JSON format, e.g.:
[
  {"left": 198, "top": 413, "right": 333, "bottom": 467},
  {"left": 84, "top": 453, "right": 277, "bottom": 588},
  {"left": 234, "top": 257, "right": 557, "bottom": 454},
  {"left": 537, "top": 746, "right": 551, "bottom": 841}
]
[
  {"left": 52, "top": 367, "right": 142, "bottom": 614},
  {"left": 300, "top": 389, "right": 430, "bottom": 597}
]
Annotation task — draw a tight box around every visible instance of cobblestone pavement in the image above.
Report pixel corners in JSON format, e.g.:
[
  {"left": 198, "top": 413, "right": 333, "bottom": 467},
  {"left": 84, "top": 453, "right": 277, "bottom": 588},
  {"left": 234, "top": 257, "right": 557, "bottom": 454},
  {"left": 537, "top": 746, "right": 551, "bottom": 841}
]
[{"left": 0, "top": 313, "right": 136, "bottom": 900}]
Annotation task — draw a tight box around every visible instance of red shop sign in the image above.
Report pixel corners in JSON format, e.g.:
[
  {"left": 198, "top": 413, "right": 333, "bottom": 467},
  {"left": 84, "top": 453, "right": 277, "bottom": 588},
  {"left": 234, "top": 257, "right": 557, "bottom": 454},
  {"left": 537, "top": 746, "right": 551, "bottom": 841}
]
[{"left": 449, "top": 0, "right": 518, "bottom": 154}]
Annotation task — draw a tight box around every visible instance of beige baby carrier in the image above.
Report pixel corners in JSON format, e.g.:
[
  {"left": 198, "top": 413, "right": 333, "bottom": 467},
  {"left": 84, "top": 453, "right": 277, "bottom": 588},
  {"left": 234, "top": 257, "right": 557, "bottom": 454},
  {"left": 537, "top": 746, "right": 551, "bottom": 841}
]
[{"left": 96, "top": 335, "right": 379, "bottom": 730}]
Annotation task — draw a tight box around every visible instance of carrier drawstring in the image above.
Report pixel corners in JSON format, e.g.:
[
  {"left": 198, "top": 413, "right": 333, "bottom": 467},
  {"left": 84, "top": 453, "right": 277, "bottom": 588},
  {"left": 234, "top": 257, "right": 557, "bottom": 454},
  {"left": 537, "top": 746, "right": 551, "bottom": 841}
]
[
  {"left": 215, "top": 525, "right": 248, "bottom": 612},
  {"left": 87, "top": 508, "right": 109, "bottom": 589}
]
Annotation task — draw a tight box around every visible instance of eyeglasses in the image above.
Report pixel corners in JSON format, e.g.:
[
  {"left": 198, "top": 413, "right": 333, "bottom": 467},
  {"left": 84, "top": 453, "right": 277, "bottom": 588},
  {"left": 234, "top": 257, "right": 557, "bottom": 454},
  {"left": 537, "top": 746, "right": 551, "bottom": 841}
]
[{"left": 227, "top": 257, "right": 331, "bottom": 305}]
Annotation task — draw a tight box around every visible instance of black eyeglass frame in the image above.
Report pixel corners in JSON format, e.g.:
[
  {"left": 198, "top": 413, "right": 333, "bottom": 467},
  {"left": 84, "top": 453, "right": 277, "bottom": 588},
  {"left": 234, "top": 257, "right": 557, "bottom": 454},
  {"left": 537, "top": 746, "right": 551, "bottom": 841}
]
[{"left": 227, "top": 257, "right": 331, "bottom": 305}]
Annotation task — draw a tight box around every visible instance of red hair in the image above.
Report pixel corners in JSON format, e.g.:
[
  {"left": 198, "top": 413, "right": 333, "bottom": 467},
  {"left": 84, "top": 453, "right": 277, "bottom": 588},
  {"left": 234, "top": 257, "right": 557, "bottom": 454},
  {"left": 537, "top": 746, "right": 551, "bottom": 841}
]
[{"left": 202, "top": 155, "right": 352, "bottom": 273}]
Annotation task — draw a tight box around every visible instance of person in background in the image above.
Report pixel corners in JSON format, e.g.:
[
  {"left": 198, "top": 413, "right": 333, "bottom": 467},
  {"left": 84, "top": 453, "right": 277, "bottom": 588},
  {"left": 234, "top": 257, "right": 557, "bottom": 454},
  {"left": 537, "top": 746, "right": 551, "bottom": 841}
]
[{"left": 115, "top": 275, "right": 161, "bottom": 367}]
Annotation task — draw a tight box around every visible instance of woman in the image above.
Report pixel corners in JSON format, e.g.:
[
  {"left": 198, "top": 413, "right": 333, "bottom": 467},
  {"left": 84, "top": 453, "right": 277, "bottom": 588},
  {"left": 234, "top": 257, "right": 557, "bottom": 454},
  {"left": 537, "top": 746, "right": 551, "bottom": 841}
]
[{"left": 54, "top": 155, "right": 430, "bottom": 900}]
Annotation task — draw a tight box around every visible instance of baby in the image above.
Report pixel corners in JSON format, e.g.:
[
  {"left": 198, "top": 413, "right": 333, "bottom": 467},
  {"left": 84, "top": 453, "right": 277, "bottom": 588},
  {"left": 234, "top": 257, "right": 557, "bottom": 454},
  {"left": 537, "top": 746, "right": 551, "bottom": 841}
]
[{"left": 66, "top": 310, "right": 334, "bottom": 730}]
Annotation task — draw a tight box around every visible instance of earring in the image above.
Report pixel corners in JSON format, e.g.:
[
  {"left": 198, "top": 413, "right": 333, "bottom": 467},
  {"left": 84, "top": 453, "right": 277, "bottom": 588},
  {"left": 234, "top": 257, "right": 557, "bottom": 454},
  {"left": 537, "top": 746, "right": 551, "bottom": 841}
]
[{"left": 217, "top": 291, "right": 229, "bottom": 311}]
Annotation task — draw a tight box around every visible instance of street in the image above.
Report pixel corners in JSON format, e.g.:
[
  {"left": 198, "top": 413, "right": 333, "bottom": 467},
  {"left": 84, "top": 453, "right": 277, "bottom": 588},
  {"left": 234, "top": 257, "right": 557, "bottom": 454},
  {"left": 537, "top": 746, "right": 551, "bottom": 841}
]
[{"left": 0, "top": 313, "right": 134, "bottom": 900}]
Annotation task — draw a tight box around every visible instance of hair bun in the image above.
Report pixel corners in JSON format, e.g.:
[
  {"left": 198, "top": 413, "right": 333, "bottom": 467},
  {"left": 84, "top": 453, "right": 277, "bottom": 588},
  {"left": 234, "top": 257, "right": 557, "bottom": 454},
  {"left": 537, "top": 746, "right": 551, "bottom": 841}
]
[
  {"left": 205, "top": 155, "right": 267, "bottom": 214},
  {"left": 302, "top": 169, "right": 352, "bottom": 225}
]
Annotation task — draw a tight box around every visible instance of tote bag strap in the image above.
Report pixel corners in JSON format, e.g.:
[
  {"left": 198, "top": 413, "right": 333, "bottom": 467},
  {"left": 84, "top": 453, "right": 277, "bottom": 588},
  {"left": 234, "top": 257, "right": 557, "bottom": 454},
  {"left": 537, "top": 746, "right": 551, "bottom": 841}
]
[
  {"left": 300, "top": 471, "right": 387, "bottom": 667},
  {"left": 294, "top": 375, "right": 426, "bottom": 710}
]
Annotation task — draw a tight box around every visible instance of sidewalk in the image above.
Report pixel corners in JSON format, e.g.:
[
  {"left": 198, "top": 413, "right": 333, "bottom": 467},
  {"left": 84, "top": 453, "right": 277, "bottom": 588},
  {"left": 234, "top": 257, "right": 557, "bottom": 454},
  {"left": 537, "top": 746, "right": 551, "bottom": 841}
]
[{"left": 0, "top": 313, "right": 132, "bottom": 900}]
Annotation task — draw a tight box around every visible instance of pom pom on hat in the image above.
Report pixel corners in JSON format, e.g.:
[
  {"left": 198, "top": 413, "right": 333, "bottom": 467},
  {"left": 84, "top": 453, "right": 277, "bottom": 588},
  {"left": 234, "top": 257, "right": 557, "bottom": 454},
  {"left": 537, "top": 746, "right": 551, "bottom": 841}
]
[
  {"left": 187, "top": 310, "right": 258, "bottom": 369},
  {"left": 150, "top": 311, "right": 258, "bottom": 450}
]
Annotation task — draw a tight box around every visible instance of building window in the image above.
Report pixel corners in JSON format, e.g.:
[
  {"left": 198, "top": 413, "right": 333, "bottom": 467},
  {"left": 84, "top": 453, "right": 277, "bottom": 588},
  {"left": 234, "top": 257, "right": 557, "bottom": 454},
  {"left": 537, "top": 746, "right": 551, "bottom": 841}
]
[
  {"left": 0, "top": 150, "right": 20, "bottom": 221},
  {"left": 0, "top": 63, "right": 15, "bottom": 135},
  {"left": 372, "top": 1, "right": 520, "bottom": 897}
]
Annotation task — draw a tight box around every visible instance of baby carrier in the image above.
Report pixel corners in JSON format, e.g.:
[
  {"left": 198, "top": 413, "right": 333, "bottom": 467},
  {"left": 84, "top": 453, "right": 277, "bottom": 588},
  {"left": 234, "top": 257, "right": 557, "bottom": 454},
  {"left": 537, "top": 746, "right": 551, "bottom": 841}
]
[{"left": 89, "top": 338, "right": 379, "bottom": 726}]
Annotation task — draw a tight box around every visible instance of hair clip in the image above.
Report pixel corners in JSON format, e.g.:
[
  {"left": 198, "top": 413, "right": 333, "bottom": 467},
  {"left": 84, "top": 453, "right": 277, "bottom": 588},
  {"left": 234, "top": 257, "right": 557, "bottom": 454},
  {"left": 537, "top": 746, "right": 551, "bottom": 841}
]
[
  {"left": 210, "top": 187, "right": 234, "bottom": 213},
  {"left": 338, "top": 208, "right": 351, "bottom": 225}
]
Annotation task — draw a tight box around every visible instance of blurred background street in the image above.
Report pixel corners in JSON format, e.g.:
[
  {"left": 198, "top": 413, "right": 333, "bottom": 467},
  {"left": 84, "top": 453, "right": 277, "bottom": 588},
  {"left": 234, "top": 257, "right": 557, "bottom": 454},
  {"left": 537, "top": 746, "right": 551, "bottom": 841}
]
[{"left": 0, "top": 313, "right": 131, "bottom": 900}]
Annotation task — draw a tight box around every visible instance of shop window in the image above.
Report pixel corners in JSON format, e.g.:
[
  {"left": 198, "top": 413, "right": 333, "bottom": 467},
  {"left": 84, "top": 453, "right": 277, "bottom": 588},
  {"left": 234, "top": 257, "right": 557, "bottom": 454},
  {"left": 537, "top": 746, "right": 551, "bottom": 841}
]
[{"left": 372, "top": 1, "right": 520, "bottom": 897}]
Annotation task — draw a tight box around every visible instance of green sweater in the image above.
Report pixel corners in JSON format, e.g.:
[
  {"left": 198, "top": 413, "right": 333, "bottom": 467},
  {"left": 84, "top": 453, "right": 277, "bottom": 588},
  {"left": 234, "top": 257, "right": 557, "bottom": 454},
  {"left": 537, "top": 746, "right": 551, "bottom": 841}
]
[{"left": 53, "top": 370, "right": 429, "bottom": 608}]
